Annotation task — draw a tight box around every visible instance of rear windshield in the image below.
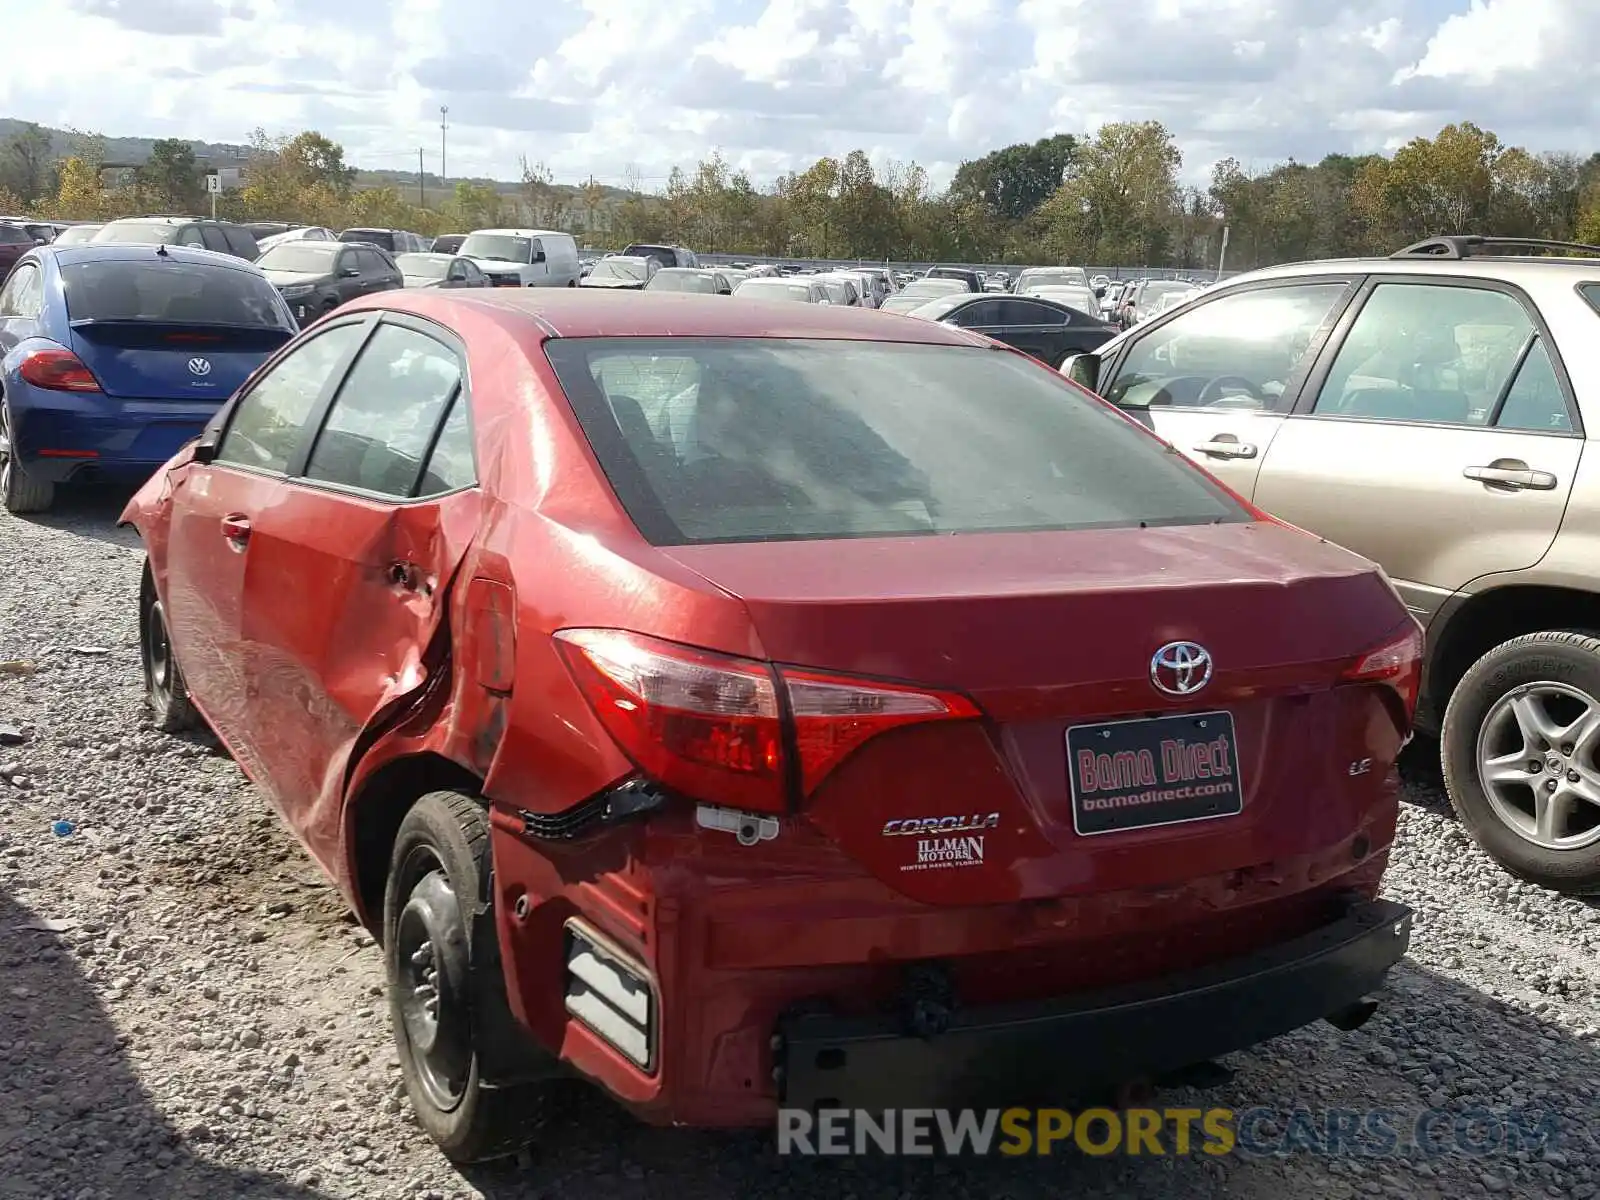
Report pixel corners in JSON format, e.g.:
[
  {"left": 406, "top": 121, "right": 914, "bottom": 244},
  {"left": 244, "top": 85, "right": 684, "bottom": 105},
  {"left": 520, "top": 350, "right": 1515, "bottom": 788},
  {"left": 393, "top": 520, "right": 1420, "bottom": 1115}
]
[
  {"left": 340, "top": 229, "right": 394, "bottom": 250},
  {"left": 397, "top": 254, "right": 450, "bottom": 279},
  {"left": 0, "top": 225, "right": 29, "bottom": 244},
  {"left": 735, "top": 280, "right": 812, "bottom": 301},
  {"left": 545, "top": 338, "right": 1246, "bottom": 545},
  {"left": 649, "top": 272, "right": 717, "bottom": 293},
  {"left": 591, "top": 258, "right": 650, "bottom": 282},
  {"left": 1019, "top": 268, "right": 1090, "bottom": 288},
  {"left": 62, "top": 261, "right": 288, "bottom": 327},
  {"left": 94, "top": 221, "right": 182, "bottom": 245},
  {"left": 257, "top": 243, "right": 339, "bottom": 274},
  {"left": 624, "top": 245, "right": 675, "bottom": 266}
]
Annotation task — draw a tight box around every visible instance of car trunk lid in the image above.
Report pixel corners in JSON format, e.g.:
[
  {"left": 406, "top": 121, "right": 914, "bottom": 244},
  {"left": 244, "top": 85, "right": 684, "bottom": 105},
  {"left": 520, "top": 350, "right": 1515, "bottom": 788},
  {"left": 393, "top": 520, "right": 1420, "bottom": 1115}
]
[
  {"left": 68, "top": 321, "right": 290, "bottom": 401},
  {"left": 658, "top": 521, "right": 1413, "bottom": 904}
]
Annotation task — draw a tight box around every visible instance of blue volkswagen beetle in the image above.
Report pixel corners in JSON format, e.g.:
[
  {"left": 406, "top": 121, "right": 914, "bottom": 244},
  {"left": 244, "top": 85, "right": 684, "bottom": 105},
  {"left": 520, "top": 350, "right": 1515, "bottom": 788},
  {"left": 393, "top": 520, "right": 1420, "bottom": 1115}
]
[{"left": 0, "top": 242, "right": 297, "bottom": 513}]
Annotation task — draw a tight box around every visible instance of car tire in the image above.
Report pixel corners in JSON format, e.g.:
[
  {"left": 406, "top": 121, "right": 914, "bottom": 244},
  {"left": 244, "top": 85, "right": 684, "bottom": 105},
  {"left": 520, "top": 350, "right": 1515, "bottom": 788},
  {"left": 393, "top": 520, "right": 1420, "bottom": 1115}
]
[
  {"left": 139, "top": 574, "right": 199, "bottom": 733},
  {"left": 0, "top": 398, "right": 55, "bottom": 515},
  {"left": 1442, "top": 630, "right": 1600, "bottom": 894},
  {"left": 384, "top": 791, "right": 541, "bottom": 1163}
]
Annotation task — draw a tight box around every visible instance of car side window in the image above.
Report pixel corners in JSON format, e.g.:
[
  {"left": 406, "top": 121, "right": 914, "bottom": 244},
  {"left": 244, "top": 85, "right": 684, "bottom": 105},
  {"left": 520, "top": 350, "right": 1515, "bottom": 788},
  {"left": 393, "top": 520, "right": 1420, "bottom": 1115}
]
[
  {"left": 223, "top": 227, "right": 256, "bottom": 258},
  {"left": 200, "top": 225, "right": 230, "bottom": 254},
  {"left": 1494, "top": 339, "right": 1571, "bottom": 433},
  {"left": 418, "top": 395, "right": 477, "bottom": 494},
  {"left": 0, "top": 263, "right": 40, "bottom": 317},
  {"left": 529, "top": 238, "right": 543, "bottom": 263},
  {"left": 1311, "top": 283, "right": 1537, "bottom": 427},
  {"left": 303, "top": 324, "right": 462, "bottom": 497},
  {"left": 1105, "top": 282, "right": 1348, "bottom": 413},
  {"left": 216, "top": 324, "right": 367, "bottom": 474},
  {"left": 363, "top": 249, "right": 393, "bottom": 276},
  {"left": 952, "top": 301, "right": 1003, "bottom": 326},
  {"left": 333, "top": 249, "right": 355, "bottom": 277},
  {"left": 177, "top": 226, "right": 205, "bottom": 248},
  {"left": 1001, "top": 299, "right": 1065, "bottom": 324}
]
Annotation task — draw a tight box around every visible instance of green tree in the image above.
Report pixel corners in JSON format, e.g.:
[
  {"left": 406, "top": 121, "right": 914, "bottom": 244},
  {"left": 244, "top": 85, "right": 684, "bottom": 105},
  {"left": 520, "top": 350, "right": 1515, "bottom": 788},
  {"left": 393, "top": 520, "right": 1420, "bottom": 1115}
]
[
  {"left": 1040, "top": 121, "right": 1180, "bottom": 264},
  {"left": 282, "top": 131, "right": 355, "bottom": 192},
  {"left": 139, "top": 138, "right": 203, "bottom": 212},
  {"left": 448, "top": 180, "right": 506, "bottom": 230},
  {"left": 950, "top": 134, "right": 1077, "bottom": 223},
  {"left": 519, "top": 157, "right": 563, "bottom": 227}
]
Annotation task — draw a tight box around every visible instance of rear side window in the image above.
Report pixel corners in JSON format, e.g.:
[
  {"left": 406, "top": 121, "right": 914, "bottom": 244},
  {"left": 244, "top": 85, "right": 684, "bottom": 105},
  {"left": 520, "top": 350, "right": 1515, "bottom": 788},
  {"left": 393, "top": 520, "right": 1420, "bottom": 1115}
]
[
  {"left": 418, "top": 396, "right": 476, "bottom": 494},
  {"left": 0, "top": 225, "right": 29, "bottom": 244},
  {"left": 223, "top": 226, "right": 257, "bottom": 258},
  {"left": 304, "top": 324, "right": 462, "bottom": 496},
  {"left": 61, "top": 261, "right": 288, "bottom": 327},
  {"left": 217, "top": 323, "right": 366, "bottom": 473},
  {"left": 1581, "top": 284, "right": 1600, "bottom": 316},
  {"left": 545, "top": 337, "right": 1246, "bottom": 545},
  {"left": 200, "top": 225, "right": 230, "bottom": 254}
]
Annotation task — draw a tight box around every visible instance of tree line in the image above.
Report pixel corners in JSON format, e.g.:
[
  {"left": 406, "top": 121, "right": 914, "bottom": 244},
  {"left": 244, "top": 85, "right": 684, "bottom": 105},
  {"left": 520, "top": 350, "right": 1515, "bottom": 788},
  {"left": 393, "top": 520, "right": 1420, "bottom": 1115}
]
[{"left": 2, "top": 119, "right": 1597, "bottom": 269}]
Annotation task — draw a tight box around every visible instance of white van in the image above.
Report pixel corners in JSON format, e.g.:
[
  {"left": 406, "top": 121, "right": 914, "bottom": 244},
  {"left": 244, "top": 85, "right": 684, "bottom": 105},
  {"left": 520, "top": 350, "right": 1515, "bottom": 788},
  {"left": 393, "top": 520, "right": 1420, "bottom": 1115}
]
[{"left": 459, "top": 228, "right": 580, "bottom": 287}]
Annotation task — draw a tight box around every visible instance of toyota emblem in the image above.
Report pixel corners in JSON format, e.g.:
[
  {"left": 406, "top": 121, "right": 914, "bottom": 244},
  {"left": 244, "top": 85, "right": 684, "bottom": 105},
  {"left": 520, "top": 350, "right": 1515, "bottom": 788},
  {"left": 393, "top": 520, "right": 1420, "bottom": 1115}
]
[
  {"left": 188, "top": 357, "right": 212, "bottom": 376},
  {"left": 1150, "top": 641, "right": 1213, "bottom": 696}
]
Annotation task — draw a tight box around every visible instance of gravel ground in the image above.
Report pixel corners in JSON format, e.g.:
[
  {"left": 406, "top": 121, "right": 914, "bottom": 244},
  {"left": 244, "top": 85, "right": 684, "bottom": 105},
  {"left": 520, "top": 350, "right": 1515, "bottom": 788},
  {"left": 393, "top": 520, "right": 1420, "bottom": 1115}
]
[{"left": 2, "top": 489, "right": 1599, "bottom": 1200}]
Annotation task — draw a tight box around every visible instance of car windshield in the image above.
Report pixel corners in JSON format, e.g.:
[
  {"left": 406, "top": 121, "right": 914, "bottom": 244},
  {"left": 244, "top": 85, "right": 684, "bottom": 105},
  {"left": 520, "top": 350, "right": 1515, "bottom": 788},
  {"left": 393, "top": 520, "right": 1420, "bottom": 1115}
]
[
  {"left": 397, "top": 254, "right": 450, "bottom": 279},
  {"left": 52, "top": 226, "right": 100, "bottom": 245},
  {"left": 901, "top": 280, "right": 965, "bottom": 298},
  {"left": 649, "top": 271, "right": 717, "bottom": 293},
  {"left": 546, "top": 337, "right": 1244, "bottom": 545},
  {"left": 590, "top": 258, "right": 650, "bottom": 282},
  {"left": 460, "top": 233, "right": 532, "bottom": 263},
  {"left": 93, "top": 222, "right": 182, "bottom": 245},
  {"left": 734, "top": 280, "right": 812, "bottom": 302},
  {"left": 1019, "top": 268, "right": 1089, "bottom": 288},
  {"left": 257, "top": 243, "right": 339, "bottom": 274},
  {"left": 61, "top": 261, "right": 287, "bottom": 327}
]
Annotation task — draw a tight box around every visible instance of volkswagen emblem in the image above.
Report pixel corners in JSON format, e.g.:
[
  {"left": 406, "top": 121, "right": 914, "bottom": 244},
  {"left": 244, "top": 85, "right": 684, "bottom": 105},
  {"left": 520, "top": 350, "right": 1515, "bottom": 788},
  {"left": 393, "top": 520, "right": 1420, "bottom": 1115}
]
[
  {"left": 1150, "top": 641, "right": 1212, "bottom": 696},
  {"left": 187, "top": 357, "right": 212, "bottom": 377}
]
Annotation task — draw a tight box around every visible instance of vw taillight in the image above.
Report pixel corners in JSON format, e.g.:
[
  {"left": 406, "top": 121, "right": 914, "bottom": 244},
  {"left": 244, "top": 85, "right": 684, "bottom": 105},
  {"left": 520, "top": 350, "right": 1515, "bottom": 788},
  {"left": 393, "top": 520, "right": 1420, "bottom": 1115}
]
[
  {"left": 554, "top": 629, "right": 980, "bottom": 814},
  {"left": 18, "top": 348, "right": 101, "bottom": 392}
]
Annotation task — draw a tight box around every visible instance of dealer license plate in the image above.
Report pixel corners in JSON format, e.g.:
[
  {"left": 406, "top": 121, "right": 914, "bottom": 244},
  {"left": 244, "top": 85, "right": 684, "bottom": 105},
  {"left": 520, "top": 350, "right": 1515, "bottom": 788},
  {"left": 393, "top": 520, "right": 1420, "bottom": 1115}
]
[{"left": 1066, "top": 710, "right": 1244, "bottom": 835}]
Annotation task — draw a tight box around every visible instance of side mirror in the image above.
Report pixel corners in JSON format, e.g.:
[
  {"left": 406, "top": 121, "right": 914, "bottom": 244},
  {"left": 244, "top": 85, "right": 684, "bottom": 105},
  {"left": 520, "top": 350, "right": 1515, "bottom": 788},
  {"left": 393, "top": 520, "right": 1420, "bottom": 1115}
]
[
  {"left": 191, "top": 435, "right": 219, "bottom": 465},
  {"left": 1094, "top": 285, "right": 1106, "bottom": 298},
  {"left": 1061, "top": 353, "right": 1101, "bottom": 393},
  {"left": 33, "top": 238, "right": 46, "bottom": 246},
  {"left": 340, "top": 267, "right": 360, "bottom": 278}
]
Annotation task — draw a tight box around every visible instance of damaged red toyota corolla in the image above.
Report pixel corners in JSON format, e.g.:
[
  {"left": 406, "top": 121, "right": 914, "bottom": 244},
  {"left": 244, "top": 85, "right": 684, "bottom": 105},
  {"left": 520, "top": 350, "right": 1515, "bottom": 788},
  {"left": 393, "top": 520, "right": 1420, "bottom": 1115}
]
[{"left": 120, "top": 289, "right": 1421, "bottom": 1162}]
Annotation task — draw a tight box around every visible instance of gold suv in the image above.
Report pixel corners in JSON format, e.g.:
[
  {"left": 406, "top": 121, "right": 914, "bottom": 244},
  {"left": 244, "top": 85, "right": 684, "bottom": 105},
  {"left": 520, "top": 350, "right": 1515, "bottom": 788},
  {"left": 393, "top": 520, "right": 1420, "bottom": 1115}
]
[{"left": 1064, "top": 235, "right": 1600, "bottom": 894}]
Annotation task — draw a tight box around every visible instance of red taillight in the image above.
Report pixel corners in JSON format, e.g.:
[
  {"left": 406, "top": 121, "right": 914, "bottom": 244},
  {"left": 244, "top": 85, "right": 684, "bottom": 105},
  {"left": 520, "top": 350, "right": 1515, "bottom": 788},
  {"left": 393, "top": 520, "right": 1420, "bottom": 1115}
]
[
  {"left": 554, "top": 629, "right": 980, "bottom": 814},
  {"left": 18, "top": 348, "right": 101, "bottom": 392},
  {"left": 1340, "top": 620, "right": 1425, "bottom": 721}
]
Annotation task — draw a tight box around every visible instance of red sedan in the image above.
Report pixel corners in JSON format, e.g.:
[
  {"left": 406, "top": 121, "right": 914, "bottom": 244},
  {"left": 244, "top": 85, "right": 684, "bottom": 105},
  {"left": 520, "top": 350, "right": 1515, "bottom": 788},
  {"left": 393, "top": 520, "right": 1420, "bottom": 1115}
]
[{"left": 122, "top": 289, "right": 1421, "bottom": 1162}]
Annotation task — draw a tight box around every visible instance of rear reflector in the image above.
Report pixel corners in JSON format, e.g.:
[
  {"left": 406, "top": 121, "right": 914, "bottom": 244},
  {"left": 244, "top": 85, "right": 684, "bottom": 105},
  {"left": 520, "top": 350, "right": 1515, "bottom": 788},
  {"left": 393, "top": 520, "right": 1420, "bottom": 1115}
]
[
  {"left": 1339, "top": 620, "right": 1425, "bottom": 721},
  {"left": 564, "top": 922, "right": 654, "bottom": 1071},
  {"left": 18, "top": 348, "right": 101, "bottom": 392},
  {"left": 554, "top": 628, "right": 979, "bottom": 814}
]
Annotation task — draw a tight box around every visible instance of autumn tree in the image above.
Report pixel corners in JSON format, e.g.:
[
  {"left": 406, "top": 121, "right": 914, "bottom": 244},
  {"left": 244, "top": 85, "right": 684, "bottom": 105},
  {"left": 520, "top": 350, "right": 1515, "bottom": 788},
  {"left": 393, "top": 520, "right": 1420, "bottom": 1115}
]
[
  {"left": 519, "top": 158, "right": 563, "bottom": 227},
  {"left": 1039, "top": 121, "right": 1181, "bottom": 264}
]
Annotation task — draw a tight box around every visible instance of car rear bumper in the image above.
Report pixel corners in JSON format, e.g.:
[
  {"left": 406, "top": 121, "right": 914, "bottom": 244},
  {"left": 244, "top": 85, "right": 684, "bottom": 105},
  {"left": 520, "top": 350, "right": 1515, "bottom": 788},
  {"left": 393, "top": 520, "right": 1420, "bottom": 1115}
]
[
  {"left": 776, "top": 896, "right": 1412, "bottom": 1111},
  {"left": 487, "top": 806, "right": 1406, "bottom": 1128},
  {"left": 8, "top": 385, "right": 216, "bottom": 482}
]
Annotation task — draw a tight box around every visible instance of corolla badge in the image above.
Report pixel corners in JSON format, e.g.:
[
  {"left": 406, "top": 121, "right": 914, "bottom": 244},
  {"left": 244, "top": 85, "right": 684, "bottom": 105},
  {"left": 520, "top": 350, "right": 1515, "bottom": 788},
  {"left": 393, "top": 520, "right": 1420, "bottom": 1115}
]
[
  {"left": 187, "top": 357, "right": 212, "bottom": 377},
  {"left": 1150, "top": 641, "right": 1212, "bottom": 696}
]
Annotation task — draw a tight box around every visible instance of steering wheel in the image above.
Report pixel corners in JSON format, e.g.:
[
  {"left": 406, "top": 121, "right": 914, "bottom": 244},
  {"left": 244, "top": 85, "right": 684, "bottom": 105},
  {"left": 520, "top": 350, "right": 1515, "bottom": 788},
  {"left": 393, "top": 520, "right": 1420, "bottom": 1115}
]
[{"left": 1197, "top": 375, "right": 1266, "bottom": 406}]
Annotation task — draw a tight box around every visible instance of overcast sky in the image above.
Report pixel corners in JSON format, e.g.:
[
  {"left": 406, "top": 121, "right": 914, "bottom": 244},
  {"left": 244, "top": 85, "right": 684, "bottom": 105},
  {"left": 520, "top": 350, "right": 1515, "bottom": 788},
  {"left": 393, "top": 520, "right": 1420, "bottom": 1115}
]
[{"left": 3, "top": 0, "right": 1594, "bottom": 189}]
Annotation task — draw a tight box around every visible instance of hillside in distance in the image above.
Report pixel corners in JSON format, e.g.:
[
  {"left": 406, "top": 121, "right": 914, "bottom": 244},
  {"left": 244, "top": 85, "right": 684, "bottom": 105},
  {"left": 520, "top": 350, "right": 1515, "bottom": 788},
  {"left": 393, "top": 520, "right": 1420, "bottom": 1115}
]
[{"left": 0, "top": 117, "right": 626, "bottom": 200}]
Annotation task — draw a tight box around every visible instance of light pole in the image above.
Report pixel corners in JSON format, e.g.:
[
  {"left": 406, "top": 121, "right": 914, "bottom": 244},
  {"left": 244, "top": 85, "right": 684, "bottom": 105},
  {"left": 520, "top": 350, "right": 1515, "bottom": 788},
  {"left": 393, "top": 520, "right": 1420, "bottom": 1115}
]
[
  {"left": 1217, "top": 223, "right": 1230, "bottom": 280},
  {"left": 439, "top": 107, "right": 449, "bottom": 194}
]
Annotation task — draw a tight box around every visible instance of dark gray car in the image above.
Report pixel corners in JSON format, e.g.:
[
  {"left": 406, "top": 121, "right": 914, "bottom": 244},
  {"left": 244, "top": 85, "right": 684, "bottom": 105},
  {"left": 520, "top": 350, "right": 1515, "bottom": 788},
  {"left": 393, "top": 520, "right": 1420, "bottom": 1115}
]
[{"left": 256, "top": 241, "right": 403, "bottom": 324}]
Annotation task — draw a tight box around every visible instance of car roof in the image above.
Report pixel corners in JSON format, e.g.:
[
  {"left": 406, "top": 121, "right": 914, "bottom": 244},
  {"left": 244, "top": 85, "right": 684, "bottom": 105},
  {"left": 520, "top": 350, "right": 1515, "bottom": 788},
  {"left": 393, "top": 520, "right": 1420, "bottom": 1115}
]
[
  {"left": 34, "top": 243, "right": 263, "bottom": 273},
  {"left": 470, "top": 228, "right": 567, "bottom": 237},
  {"left": 342, "top": 288, "right": 990, "bottom": 345},
  {"left": 654, "top": 267, "right": 714, "bottom": 276},
  {"left": 1230, "top": 253, "right": 1600, "bottom": 287}
]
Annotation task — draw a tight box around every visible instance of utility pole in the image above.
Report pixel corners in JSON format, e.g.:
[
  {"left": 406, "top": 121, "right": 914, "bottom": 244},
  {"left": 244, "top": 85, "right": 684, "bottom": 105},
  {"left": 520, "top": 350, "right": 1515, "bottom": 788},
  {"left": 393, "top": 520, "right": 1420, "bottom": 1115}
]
[
  {"left": 418, "top": 148, "right": 425, "bottom": 207},
  {"left": 439, "top": 107, "right": 449, "bottom": 193},
  {"left": 1217, "top": 223, "right": 1230, "bottom": 279}
]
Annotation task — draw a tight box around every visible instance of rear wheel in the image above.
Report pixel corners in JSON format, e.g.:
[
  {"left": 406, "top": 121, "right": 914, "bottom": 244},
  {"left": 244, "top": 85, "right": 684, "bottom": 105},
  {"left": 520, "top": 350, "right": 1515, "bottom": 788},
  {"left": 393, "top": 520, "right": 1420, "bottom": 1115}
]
[
  {"left": 385, "top": 791, "right": 542, "bottom": 1163},
  {"left": 140, "top": 577, "right": 198, "bottom": 732},
  {"left": 0, "top": 398, "right": 55, "bottom": 515},
  {"left": 1442, "top": 631, "right": 1600, "bottom": 893}
]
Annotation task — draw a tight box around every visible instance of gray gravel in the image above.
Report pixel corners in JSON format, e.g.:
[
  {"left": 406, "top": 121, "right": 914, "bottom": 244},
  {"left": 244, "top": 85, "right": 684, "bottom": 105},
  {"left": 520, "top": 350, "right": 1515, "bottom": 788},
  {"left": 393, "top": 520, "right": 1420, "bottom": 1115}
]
[{"left": 2, "top": 489, "right": 1598, "bottom": 1200}]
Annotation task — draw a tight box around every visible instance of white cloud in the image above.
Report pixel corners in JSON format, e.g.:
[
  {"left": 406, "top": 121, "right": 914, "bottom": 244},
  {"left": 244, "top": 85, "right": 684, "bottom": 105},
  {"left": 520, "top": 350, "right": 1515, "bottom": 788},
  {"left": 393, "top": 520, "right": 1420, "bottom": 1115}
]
[{"left": 2, "top": 0, "right": 1596, "bottom": 190}]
